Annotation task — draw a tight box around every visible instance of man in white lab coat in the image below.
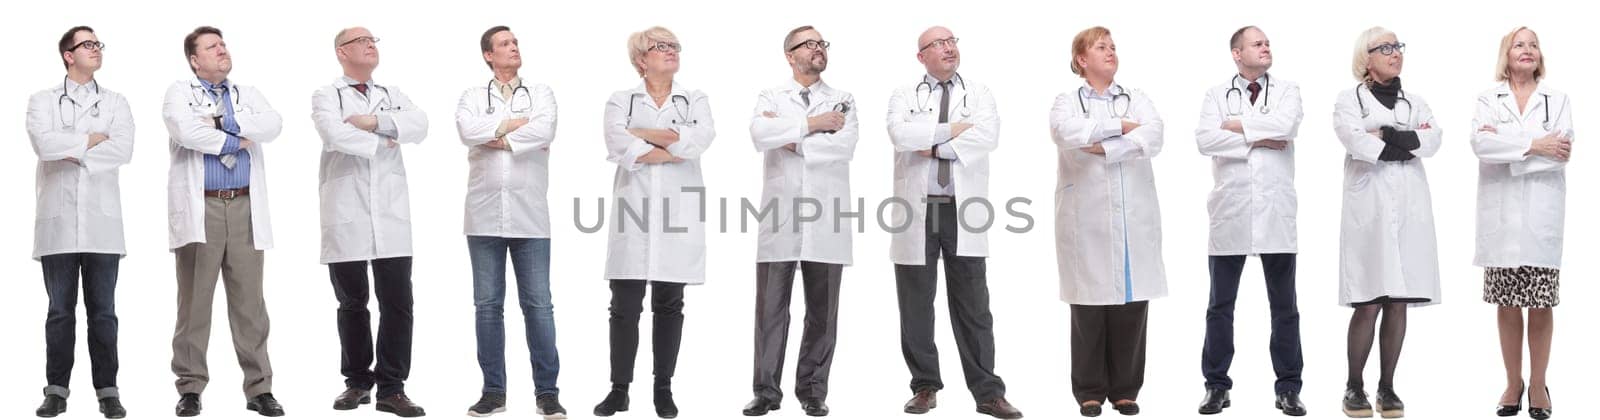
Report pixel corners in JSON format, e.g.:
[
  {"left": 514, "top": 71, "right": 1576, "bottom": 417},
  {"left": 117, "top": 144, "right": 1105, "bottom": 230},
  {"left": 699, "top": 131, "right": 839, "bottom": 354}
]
[
  {"left": 744, "top": 25, "right": 857, "bottom": 418},
  {"left": 161, "top": 26, "right": 284, "bottom": 418},
  {"left": 311, "top": 27, "right": 428, "bottom": 418},
  {"left": 453, "top": 25, "right": 566, "bottom": 419},
  {"left": 27, "top": 25, "right": 133, "bottom": 419},
  {"left": 1191, "top": 26, "right": 1305, "bottom": 417},
  {"left": 886, "top": 26, "right": 1020, "bottom": 420}
]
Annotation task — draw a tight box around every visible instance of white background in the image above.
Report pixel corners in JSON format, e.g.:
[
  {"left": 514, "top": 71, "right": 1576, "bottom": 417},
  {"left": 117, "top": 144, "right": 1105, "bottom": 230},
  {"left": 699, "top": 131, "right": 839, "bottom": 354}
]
[{"left": 0, "top": 0, "right": 1593, "bottom": 419}]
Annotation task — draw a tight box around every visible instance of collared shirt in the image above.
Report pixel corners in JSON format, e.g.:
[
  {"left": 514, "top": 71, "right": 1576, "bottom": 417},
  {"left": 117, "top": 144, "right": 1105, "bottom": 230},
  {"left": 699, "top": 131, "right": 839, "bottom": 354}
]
[
  {"left": 492, "top": 77, "right": 523, "bottom": 137},
  {"left": 340, "top": 75, "right": 399, "bottom": 138},
  {"left": 199, "top": 78, "right": 250, "bottom": 190},
  {"left": 922, "top": 74, "right": 959, "bottom": 196}
]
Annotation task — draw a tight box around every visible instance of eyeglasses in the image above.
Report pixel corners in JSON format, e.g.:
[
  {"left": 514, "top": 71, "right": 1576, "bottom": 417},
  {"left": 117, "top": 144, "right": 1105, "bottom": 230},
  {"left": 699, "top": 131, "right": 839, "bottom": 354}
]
[
  {"left": 339, "top": 36, "right": 381, "bottom": 47},
  {"left": 69, "top": 40, "right": 106, "bottom": 52},
  {"left": 787, "top": 39, "right": 830, "bottom": 52},
  {"left": 1367, "top": 42, "right": 1405, "bottom": 56},
  {"left": 648, "top": 42, "right": 682, "bottom": 53},
  {"left": 919, "top": 37, "right": 959, "bottom": 52}
]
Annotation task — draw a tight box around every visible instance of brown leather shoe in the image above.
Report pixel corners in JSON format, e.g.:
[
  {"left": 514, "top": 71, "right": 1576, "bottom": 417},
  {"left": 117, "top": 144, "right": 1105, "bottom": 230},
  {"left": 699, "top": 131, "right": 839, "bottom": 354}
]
[
  {"left": 903, "top": 389, "right": 938, "bottom": 414},
  {"left": 978, "top": 397, "right": 1024, "bottom": 419},
  {"left": 375, "top": 394, "right": 426, "bottom": 418}
]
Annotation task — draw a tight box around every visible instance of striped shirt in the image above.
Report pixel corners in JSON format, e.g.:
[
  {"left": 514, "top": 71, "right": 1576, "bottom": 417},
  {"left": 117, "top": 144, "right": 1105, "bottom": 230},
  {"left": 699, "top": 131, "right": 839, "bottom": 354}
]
[{"left": 199, "top": 79, "right": 250, "bottom": 190}]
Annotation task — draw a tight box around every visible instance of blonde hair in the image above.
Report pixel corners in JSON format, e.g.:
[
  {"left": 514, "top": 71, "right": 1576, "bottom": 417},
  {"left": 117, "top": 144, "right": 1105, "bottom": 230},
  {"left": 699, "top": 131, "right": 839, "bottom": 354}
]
[
  {"left": 627, "top": 26, "right": 678, "bottom": 76},
  {"left": 1070, "top": 26, "right": 1111, "bottom": 76},
  {"left": 1350, "top": 26, "right": 1396, "bottom": 82},
  {"left": 1495, "top": 26, "right": 1545, "bottom": 82}
]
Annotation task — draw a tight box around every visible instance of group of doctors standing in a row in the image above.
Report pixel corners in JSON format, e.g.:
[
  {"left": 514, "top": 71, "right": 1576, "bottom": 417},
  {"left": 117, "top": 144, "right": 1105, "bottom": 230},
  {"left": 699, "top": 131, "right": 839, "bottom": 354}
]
[{"left": 25, "top": 20, "right": 1567, "bottom": 420}]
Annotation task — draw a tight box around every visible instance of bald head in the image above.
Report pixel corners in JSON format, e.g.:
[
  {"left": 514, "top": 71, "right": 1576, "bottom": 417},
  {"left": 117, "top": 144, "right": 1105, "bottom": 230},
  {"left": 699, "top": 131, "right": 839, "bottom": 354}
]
[
  {"left": 916, "top": 26, "right": 960, "bottom": 81},
  {"left": 334, "top": 27, "right": 379, "bottom": 80},
  {"left": 918, "top": 26, "right": 953, "bottom": 50}
]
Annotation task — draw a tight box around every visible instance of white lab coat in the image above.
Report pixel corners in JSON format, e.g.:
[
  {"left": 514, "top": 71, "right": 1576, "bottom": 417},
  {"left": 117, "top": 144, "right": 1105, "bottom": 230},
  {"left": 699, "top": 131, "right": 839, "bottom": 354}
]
[
  {"left": 312, "top": 78, "right": 429, "bottom": 264},
  {"left": 1470, "top": 82, "right": 1573, "bottom": 269},
  {"left": 603, "top": 81, "right": 715, "bottom": 284},
  {"left": 1194, "top": 75, "right": 1303, "bottom": 256},
  {"left": 884, "top": 75, "right": 999, "bottom": 265},
  {"left": 454, "top": 80, "right": 558, "bottom": 238},
  {"left": 162, "top": 78, "right": 281, "bottom": 251},
  {"left": 1049, "top": 82, "right": 1168, "bottom": 305},
  {"left": 748, "top": 79, "right": 858, "bottom": 266},
  {"left": 1332, "top": 84, "right": 1442, "bottom": 306},
  {"left": 26, "top": 80, "right": 135, "bottom": 259}
]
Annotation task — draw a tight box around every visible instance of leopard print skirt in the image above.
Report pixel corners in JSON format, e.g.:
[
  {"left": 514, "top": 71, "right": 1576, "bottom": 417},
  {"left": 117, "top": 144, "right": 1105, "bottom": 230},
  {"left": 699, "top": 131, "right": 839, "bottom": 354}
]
[{"left": 1483, "top": 266, "right": 1560, "bottom": 308}]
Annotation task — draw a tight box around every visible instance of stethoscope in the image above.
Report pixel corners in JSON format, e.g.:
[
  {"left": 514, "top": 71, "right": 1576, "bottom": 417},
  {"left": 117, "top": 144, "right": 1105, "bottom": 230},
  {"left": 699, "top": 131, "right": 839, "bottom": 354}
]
[
  {"left": 1495, "top": 92, "right": 1553, "bottom": 130},
  {"left": 1354, "top": 83, "right": 1412, "bottom": 127},
  {"left": 485, "top": 79, "right": 533, "bottom": 114},
  {"left": 1225, "top": 74, "right": 1271, "bottom": 116},
  {"left": 913, "top": 73, "right": 970, "bottom": 117},
  {"left": 626, "top": 92, "right": 696, "bottom": 126},
  {"left": 1077, "top": 85, "right": 1132, "bottom": 118},
  {"left": 187, "top": 80, "right": 242, "bottom": 116},
  {"left": 336, "top": 83, "right": 398, "bottom": 114},
  {"left": 57, "top": 76, "right": 101, "bottom": 128}
]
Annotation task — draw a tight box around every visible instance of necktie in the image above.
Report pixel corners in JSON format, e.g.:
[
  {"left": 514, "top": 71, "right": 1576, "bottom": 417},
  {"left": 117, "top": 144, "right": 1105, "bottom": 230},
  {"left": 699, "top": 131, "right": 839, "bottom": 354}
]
[
  {"left": 800, "top": 87, "right": 811, "bottom": 108},
  {"left": 213, "top": 85, "right": 238, "bottom": 169},
  {"left": 937, "top": 81, "right": 952, "bottom": 188},
  {"left": 1247, "top": 82, "right": 1261, "bottom": 105},
  {"left": 352, "top": 83, "right": 368, "bottom": 96}
]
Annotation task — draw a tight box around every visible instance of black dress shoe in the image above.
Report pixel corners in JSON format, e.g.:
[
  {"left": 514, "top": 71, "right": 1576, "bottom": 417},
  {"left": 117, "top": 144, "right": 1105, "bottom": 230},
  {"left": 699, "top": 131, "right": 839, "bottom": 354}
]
[
  {"left": 1113, "top": 401, "right": 1140, "bottom": 416},
  {"left": 1374, "top": 388, "right": 1403, "bottom": 419},
  {"left": 1497, "top": 384, "right": 1524, "bottom": 417},
  {"left": 1276, "top": 392, "right": 1307, "bottom": 417},
  {"left": 654, "top": 389, "right": 679, "bottom": 419},
  {"left": 334, "top": 388, "right": 371, "bottom": 410},
  {"left": 176, "top": 393, "right": 202, "bottom": 417},
  {"left": 247, "top": 393, "right": 286, "bottom": 417},
  {"left": 1529, "top": 386, "right": 1552, "bottom": 420},
  {"left": 593, "top": 390, "right": 629, "bottom": 417},
  {"left": 36, "top": 395, "right": 67, "bottom": 418},
  {"left": 1342, "top": 388, "right": 1372, "bottom": 418},
  {"left": 800, "top": 399, "right": 829, "bottom": 417},
  {"left": 377, "top": 393, "right": 426, "bottom": 418},
  {"left": 743, "top": 396, "right": 780, "bottom": 416},
  {"left": 1080, "top": 402, "right": 1103, "bottom": 417},
  {"left": 100, "top": 397, "right": 128, "bottom": 419},
  {"left": 1198, "top": 388, "right": 1230, "bottom": 415}
]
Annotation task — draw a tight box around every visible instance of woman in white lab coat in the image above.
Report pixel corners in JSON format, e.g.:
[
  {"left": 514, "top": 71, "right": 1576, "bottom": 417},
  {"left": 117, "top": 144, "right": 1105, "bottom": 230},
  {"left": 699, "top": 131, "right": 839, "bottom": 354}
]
[
  {"left": 1048, "top": 26, "right": 1167, "bottom": 418},
  {"left": 1332, "top": 27, "right": 1442, "bottom": 419},
  {"left": 595, "top": 26, "right": 714, "bottom": 420},
  {"left": 1473, "top": 27, "right": 1570, "bottom": 420}
]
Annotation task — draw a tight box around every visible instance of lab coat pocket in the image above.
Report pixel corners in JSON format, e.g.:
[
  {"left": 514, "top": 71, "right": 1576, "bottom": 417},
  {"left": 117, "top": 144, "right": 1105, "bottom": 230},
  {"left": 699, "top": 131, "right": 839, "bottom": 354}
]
[
  {"left": 319, "top": 176, "right": 359, "bottom": 226},
  {"left": 383, "top": 175, "right": 412, "bottom": 223}
]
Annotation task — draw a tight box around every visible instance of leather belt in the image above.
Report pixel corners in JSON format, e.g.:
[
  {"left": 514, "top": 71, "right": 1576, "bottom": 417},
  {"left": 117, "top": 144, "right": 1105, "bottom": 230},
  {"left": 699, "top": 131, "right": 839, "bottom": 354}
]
[{"left": 204, "top": 187, "right": 250, "bottom": 199}]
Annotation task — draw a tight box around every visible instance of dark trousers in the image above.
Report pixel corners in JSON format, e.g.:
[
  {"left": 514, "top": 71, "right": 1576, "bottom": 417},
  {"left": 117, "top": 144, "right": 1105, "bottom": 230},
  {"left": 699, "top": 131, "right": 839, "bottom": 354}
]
[
  {"left": 1202, "top": 254, "right": 1304, "bottom": 394},
  {"left": 894, "top": 200, "right": 1006, "bottom": 401},
  {"left": 752, "top": 261, "right": 843, "bottom": 402},
  {"left": 330, "top": 257, "right": 414, "bottom": 399},
  {"left": 1070, "top": 301, "right": 1149, "bottom": 404},
  {"left": 608, "top": 280, "right": 685, "bottom": 390},
  {"left": 42, "top": 253, "right": 121, "bottom": 397}
]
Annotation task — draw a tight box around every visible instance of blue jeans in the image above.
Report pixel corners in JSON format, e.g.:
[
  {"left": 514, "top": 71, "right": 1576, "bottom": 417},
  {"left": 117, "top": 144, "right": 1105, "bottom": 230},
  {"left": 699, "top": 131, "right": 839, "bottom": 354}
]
[
  {"left": 468, "top": 236, "right": 560, "bottom": 396},
  {"left": 42, "top": 253, "right": 121, "bottom": 399}
]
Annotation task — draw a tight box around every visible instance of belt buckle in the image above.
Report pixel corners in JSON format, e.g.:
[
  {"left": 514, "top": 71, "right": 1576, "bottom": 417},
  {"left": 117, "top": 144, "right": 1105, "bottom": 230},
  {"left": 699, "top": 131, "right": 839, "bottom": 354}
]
[{"left": 217, "top": 189, "right": 237, "bottom": 200}]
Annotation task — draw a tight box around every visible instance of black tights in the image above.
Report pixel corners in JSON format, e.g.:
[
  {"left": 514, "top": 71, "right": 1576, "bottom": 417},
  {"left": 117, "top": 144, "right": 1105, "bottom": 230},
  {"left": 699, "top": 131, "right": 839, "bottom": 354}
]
[{"left": 1347, "top": 302, "right": 1408, "bottom": 390}]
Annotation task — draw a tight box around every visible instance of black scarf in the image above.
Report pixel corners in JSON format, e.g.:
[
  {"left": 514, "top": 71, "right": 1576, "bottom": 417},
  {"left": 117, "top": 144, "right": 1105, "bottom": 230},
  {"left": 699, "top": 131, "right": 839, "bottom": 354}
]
[{"left": 1368, "top": 77, "right": 1402, "bottom": 109}]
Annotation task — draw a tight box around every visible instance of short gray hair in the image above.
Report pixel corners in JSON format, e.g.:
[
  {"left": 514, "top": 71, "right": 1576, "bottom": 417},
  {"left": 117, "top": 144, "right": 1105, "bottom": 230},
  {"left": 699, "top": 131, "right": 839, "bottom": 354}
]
[{"left": 1351, "top": 26, "right": 1396, "bottom": 82}]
